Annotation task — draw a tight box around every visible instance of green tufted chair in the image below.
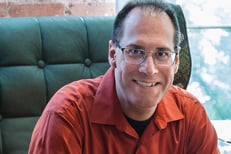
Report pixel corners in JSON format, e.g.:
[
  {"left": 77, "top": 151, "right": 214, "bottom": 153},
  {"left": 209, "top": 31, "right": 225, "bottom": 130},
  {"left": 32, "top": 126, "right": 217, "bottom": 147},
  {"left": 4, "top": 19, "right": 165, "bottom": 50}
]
[{"left": 0, "top": 4, "right": 191, "bottom": 154}]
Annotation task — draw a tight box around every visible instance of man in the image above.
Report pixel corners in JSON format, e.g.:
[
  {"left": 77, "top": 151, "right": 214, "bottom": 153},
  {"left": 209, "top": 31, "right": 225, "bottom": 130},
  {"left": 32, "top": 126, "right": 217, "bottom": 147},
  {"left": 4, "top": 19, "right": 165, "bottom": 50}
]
[{"left": 29, "top": 0, "right": 219, "bottom": 153}]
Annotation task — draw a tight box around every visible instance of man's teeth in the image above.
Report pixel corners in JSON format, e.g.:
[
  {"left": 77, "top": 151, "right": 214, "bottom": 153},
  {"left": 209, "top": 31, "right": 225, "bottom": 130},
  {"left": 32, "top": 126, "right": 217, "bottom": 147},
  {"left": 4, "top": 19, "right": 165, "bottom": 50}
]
[{"left": 136, "top": 80, "right": 156, "bottom": 87}]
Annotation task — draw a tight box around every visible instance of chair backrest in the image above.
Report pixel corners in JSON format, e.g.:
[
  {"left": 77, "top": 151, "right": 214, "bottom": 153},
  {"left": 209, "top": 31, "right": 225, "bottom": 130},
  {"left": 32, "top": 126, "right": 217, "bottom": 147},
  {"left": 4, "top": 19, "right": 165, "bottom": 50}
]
[{"left": 0, "top": 4, "right": 191, "bottom": 154}]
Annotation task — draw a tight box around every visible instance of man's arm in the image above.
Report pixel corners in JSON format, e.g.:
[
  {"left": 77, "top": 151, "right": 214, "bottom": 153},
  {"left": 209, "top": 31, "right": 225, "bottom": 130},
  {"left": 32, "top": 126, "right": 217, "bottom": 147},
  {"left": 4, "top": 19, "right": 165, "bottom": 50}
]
[
  {"left": 29, "top": 110, "right": 83, "bottom": 154},
  {"left": 187, "top": 103, "right": 220, "bottom": 154}
]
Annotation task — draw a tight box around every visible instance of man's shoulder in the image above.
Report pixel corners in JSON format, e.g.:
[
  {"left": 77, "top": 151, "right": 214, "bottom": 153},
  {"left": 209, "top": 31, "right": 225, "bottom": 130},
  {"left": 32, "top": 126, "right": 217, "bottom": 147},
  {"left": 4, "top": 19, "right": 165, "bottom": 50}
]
[
  {"left": 169, "top": 85, "right": 198, "bottom": 101},
  {"left": 167, "top": 85, "right": 204, "bottom": 112},
  {"left": 61, "top": 75, "right": 104, "bottom": 94},
  {"left": 167, "top": 85, "right": 208, "bottom": 119},
  {"left": 46, "top": 76, "right": 104, "bottom": 113}
]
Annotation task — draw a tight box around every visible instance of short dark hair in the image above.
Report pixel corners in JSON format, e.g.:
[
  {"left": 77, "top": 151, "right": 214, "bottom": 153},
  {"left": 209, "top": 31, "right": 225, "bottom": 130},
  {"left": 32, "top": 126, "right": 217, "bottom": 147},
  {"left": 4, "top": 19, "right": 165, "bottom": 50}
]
[{"left": 112, "top": 0, "right": 181, "bottom": 48}]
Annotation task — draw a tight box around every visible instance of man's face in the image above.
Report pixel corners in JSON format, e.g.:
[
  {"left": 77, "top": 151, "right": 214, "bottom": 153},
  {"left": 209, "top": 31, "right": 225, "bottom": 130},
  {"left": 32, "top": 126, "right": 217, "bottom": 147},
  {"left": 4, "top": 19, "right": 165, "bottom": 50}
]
[{"left": 109, "top": 8, "right": 179, "bottom": 116}]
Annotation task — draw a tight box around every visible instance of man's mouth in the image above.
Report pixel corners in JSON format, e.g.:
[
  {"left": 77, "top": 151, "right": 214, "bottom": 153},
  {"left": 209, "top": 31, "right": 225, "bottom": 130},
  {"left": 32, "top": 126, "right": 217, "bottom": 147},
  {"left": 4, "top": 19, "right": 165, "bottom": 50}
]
[{"left": 134, "top": 80, "right": 159, "bottom": 87}]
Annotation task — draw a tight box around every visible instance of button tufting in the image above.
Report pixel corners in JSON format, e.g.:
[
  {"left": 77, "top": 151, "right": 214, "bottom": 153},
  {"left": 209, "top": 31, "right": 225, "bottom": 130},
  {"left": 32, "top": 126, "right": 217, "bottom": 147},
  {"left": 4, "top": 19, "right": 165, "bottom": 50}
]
[
  {"left": 84, "top": 58, "right": 92, "bottom": 67},
  {"left": 37, "top": 60, "right": 46, "bottom": 68}
]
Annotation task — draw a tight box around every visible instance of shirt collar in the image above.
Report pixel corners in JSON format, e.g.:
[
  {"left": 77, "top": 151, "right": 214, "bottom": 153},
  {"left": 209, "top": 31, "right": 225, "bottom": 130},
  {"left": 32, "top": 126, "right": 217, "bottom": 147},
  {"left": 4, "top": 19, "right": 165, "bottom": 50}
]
[
  {"left": 90, "top": 67, "right": 125, "bottom": 125},
  {"left": 153, "top": 86, "right": 185, "bottom": 129}
]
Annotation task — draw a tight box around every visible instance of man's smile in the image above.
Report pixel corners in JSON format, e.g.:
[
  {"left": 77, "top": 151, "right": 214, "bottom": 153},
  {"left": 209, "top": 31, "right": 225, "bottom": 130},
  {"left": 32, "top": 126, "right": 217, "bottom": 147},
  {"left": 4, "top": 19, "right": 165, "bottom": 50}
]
[{"left": 134, "top": 79, "right": 160, "bottom": 87}]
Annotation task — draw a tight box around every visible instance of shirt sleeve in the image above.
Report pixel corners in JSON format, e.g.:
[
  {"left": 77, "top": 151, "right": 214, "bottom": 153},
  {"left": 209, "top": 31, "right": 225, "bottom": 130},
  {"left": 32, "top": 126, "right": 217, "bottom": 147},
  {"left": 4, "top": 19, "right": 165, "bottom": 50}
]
[
  {"left": 186, "top": 102, "right": 220, "bottom": 154},
  {"left": 28, "top": 79, "right": 100, "bottom": 154},
  {"left": 29, "top": 110, "right": 83, "bottom": 154}
]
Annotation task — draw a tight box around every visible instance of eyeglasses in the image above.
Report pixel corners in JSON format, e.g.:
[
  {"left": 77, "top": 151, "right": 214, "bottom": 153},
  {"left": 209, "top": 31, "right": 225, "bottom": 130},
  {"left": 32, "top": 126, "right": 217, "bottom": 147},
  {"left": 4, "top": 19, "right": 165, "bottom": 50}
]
[{"left": 117, "top": 45, "right": 178, "bottom": 66}]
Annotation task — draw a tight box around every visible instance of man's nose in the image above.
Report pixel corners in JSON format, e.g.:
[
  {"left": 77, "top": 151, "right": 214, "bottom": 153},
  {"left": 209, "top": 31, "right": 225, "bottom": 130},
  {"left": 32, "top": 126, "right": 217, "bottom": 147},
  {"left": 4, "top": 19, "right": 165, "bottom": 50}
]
[{"left": 139, "top": 55, "right": 158, "bottom": 75}]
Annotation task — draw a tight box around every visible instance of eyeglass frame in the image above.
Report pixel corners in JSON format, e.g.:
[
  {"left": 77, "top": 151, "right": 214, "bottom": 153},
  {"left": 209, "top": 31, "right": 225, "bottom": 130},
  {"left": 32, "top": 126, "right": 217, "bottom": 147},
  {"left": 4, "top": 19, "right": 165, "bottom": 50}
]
[{"left": 116, "top": 44, "right": 179, "bottom": 66}]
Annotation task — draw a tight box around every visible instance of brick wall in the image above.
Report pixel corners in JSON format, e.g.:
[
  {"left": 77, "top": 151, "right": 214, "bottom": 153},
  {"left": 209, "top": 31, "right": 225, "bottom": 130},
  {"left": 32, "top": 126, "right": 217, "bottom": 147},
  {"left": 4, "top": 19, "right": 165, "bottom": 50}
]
[{"left": 0, "top": 0, "right": 115, "bottom": 17}]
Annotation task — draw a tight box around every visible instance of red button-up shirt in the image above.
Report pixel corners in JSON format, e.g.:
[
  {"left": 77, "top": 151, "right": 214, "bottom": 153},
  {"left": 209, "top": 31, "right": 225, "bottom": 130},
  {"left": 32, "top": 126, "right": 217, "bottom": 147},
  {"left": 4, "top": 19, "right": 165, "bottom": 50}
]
[{"left": 29, "top": 67, "right": 219, "bottom": 154}]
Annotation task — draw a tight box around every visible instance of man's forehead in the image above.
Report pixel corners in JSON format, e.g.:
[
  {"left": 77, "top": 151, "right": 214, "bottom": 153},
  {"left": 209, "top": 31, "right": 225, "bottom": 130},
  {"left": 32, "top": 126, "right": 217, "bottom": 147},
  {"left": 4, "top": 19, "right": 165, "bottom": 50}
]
[{"left": 125, "top": 7, "right": 166, "bottom": 22}]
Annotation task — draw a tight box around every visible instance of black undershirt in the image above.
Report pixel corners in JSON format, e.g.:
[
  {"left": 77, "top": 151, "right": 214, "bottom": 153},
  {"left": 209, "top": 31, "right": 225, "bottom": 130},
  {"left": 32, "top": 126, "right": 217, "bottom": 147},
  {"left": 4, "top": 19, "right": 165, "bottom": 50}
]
[{"left": 125, "top": 115, "right": 153, "bottom": 137}]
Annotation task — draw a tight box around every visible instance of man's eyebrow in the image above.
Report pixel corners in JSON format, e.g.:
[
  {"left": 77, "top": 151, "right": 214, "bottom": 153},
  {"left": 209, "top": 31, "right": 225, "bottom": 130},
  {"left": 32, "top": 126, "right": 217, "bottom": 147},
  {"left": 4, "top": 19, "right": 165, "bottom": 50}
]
[
  {"left": 125, "top": 44, "right": 144, "bottom": 49},
  {"left": 156, "top": 47, "right": 171, "bottom": 51}
]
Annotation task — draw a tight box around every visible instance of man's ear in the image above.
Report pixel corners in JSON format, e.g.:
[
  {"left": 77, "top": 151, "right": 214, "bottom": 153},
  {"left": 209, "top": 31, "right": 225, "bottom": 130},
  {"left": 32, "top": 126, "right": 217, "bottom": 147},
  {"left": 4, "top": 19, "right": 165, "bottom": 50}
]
[
  {"left": 108, "top": 40, "right": 117, "bottom": 67},
  {"left": 175, "top": 63, "right": 179, "bottom": 74},
  {"left": 174, "top": 47, "right": 181, "bottom": 74}
]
